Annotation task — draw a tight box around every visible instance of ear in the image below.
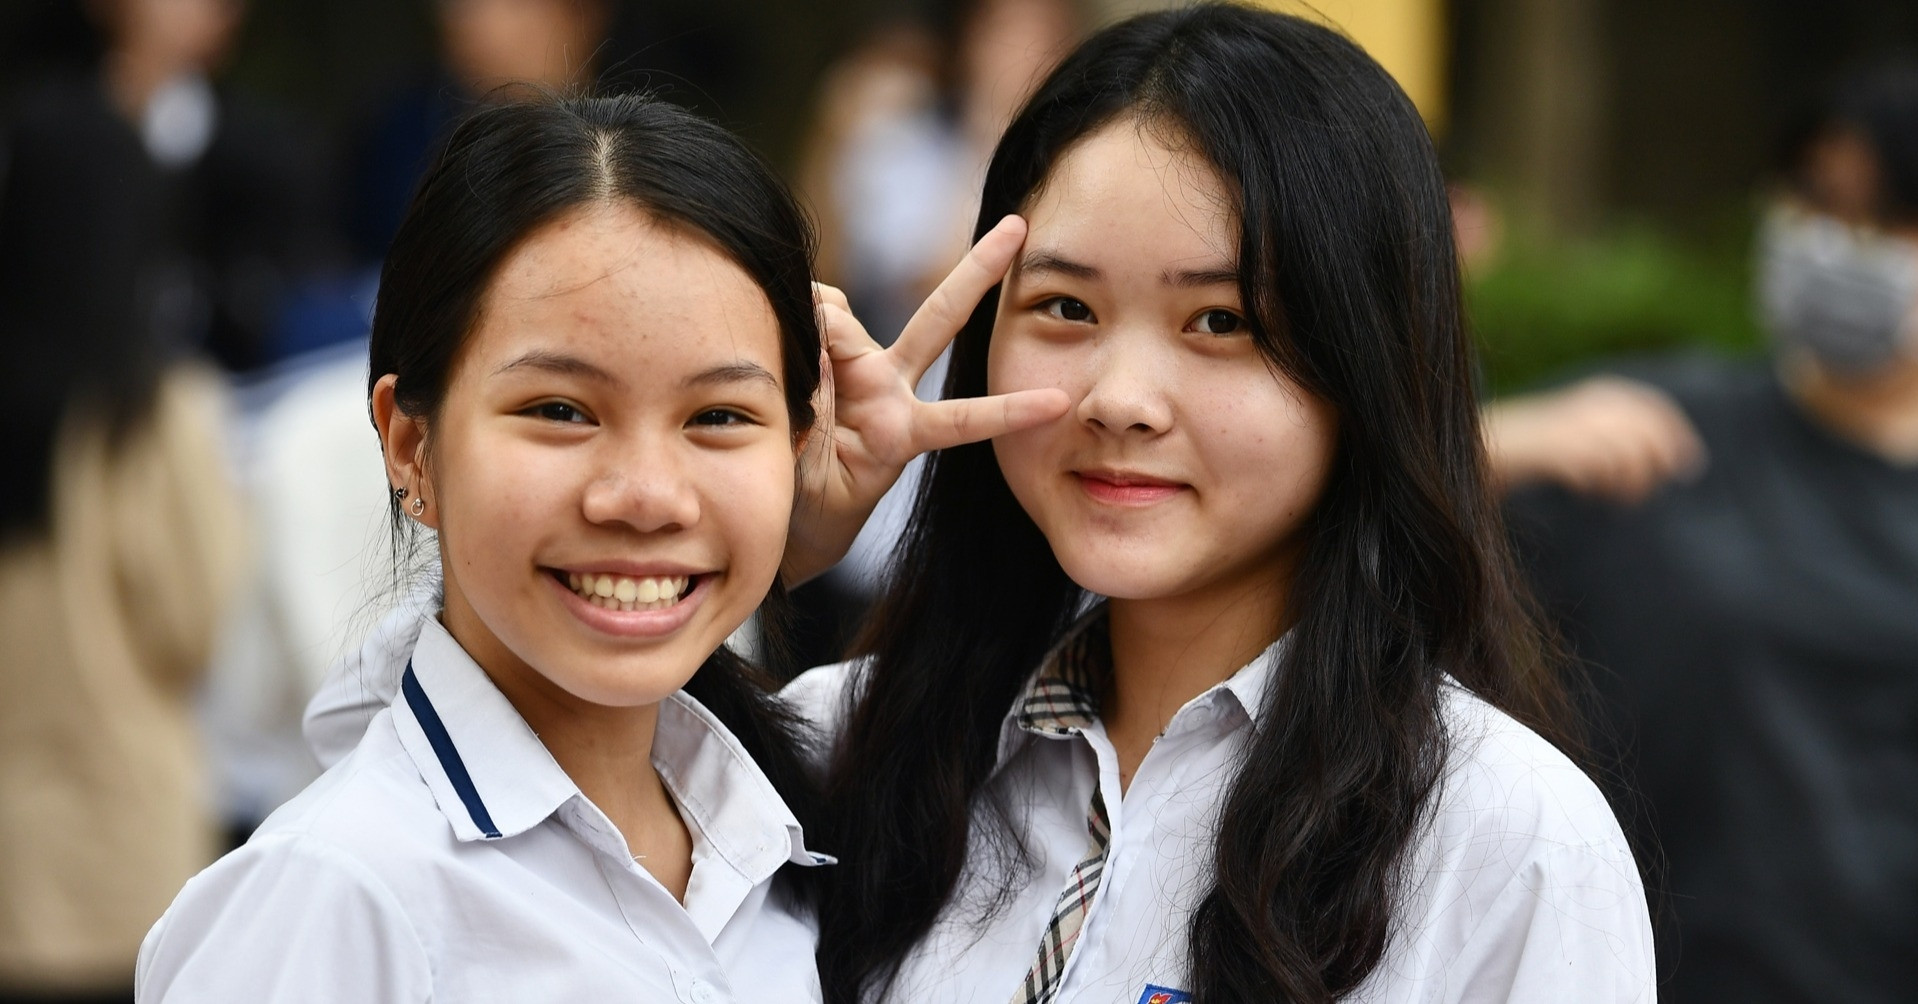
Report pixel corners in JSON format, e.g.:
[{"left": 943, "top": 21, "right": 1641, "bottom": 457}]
[{"left": 371, "top": 374, "right": 440, "bottom": 530}]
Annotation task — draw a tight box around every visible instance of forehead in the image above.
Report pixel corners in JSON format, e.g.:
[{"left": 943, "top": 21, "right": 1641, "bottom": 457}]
[
  {"left": 464, "top": 202, "right": 782, "bottom": 376},
  {"left": 1022, "top": 119, "right": 1237, "bottom": 265}
]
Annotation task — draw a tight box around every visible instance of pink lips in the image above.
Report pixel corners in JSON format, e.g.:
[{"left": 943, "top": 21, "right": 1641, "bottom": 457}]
[{"left": 1076, "top": 471, "right": 1184, "bottom": 505}]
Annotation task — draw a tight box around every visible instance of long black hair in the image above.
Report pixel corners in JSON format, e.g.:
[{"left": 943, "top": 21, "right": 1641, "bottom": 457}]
[
  {"left": 366, "top": 91, "right": 825, "bottom": 854},
  {"left": 816, "top": 6, "right": 1577, "bottom": 1000}
]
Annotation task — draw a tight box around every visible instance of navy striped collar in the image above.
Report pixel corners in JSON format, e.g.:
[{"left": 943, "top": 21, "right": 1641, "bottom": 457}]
[
  {"left": 389, "top": 616, "right": 830, "bottom": 874},
  {"left": 401, "top": 662, "right": 501, "bottom": 838},
  {"left": 389, "top": 619, "right": 578, "bottom": 843}
]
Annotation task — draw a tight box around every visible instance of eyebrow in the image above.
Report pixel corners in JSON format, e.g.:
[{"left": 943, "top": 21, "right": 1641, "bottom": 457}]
[
  {"left": 1016, "top": 250, "right": 1102, "bottom": 282},
  {"left": 1016, "top": 249, "right": 1239, "bottom": 289},
  {"left": 684, "top": 361, "right": 780, "bottom": 390},
  {"left": 492, "top": 353, "right": 778, "bottom": 391},
  {"left": 493, "top": 351, "right": 621, "bottom": 385},
  {"left": 1163, "top": 265, "right": 1240, "bottom": 289}
]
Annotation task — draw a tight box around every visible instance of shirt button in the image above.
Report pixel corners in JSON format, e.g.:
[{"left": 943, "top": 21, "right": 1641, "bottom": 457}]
[{"left": 689, "top": 979, "right": 717, "bottom": 1004}]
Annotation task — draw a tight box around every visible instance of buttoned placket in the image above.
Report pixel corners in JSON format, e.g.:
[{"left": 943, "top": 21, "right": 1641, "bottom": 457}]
[
  {"left": 1055, "top": 691, "right": 1246, "bottom": 1002},
  {"left": 558, "top": 796, "right": 737, "bottom": 1004},
  {"left": 999, "top": 607, "right": 1280, "bottom": 1004}
]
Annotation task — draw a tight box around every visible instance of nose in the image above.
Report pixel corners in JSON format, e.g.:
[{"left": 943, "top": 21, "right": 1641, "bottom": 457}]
[
  {"left": 580, "top": 438, "right": 702, "bottom": 533},
  {"left": 1075, "top": 331, "right": 1173, "bottom": 435}
]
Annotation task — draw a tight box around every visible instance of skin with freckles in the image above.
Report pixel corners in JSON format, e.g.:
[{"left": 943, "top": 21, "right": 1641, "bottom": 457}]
[
  {"left": 371, "top": 201, "right": 795, "bottom": 895},
  {"left": 987, "top": 121, "right": 1337, "bottom": 783}
]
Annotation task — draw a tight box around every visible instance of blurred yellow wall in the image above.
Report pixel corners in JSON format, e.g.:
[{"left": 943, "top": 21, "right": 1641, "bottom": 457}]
[
  {"left": 1253, "top": 0, "right": 1447, "bottom": 132},
  {"left": 1104, "top": 0, "right": 1448, "bottom": 133}
]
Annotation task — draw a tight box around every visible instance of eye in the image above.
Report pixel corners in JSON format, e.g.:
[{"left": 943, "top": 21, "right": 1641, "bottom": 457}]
[
  {"left": 1040, "top": 297, "right": 1094, "bottom": 323},
  {"left": 1189, "top": 309, "right": 1245, "bottom": 335},
  {"left": 525, "top": 401, "right": 591, "bottom": 424},
  {"left": 690, "top": 408, "right": 756, "bottom": 428}
]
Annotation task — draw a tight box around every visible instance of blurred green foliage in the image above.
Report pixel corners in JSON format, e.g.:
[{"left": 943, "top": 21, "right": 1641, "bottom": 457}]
[{"left": 1467, "top": 223, "right": 1765, "bottom": 395}]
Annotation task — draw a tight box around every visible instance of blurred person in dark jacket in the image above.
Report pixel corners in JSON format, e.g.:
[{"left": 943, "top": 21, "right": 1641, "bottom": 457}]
[
  {"left": 1500, "top": 61, "right": 1918, "bottom": 1003},
  {"left": 347, "top": 0, "right": 613, "bottom": 262},
  {"left": 3, "top": 0, "right": 336, "bottom": 374}
]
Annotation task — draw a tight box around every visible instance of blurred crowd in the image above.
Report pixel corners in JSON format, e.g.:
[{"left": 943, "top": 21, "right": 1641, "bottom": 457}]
[{"left": 0, "top": 0, "right": 1913, "bottom": 1001}]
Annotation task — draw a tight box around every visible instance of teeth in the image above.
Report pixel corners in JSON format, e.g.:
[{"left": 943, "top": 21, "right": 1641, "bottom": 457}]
[{"left": 567, "top": 573, "right": 690, "bottom": 611}]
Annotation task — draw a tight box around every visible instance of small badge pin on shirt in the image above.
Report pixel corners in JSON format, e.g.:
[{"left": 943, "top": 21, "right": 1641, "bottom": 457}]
[{"left": 1138, "top": 986, "right": 1192, "bottom": 1004}]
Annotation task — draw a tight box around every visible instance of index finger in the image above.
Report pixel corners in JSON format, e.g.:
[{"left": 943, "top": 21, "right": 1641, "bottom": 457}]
[
  {"left": 910, "top": 387, "right": 1071, "bottom": 455},
  {"left": 890, "top": 215, "right": 1028, "bottom": 380}
]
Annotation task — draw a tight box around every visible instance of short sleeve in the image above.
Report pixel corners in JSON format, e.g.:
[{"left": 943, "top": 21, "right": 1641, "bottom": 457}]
[{"left": 137, "top": 835, "right": 433, "bottom": 1002}]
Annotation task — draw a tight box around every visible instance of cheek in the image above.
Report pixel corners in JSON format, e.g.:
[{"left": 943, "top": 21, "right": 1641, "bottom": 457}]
[
  {"left": 1201, "top": 379, "right": 1337, "bottom": 500},
  {"left": 986, "top": 323, "right": 1080, "bottom": 397},
  {"left": 703, "top": 445, "right": 797, "bottom": 567},
  {"left": 987, "top": 331, "right": 1076, "bottom": 501}
]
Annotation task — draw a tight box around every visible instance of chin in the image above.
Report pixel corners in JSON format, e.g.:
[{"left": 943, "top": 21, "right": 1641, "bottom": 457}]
[
  {"left": 552, "top": 653, "right": 702, "bottom": 709},
  {"left": 566, "top": 676, "right": 689, "bottom": 709},
  {"left": 1050, "top": 550, "right": 1176, "bottom": 603}
]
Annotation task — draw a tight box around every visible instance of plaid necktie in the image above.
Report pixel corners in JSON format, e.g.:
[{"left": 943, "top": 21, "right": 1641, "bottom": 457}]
[{"left": 1008, "top": 619, "right": 1112, "bottom": 1004}]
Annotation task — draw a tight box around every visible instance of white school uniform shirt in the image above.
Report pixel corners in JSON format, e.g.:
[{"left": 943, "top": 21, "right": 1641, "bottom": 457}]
[
  {"left": 145, "top": 614, "right": 829, "bottom": 1004},
  {"left": 306, "top": 602, "right": 1655, "bottom": 1004},
  {"left": 782, "top": 607, "right": 1655, "bottom": 1004}
]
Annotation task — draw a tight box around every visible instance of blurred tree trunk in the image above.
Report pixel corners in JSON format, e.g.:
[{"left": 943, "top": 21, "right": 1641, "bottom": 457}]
[{"left": 1456, "top": 0, "right": 1609, "bottom": 237}]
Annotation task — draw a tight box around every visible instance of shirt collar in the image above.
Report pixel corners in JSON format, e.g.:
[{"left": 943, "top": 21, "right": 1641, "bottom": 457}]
[
  {"left": 653, "top": 689, "right": 834, "bottom": 875},
  {"left": 993, "top": 601, "right": 1288, "bottom": 767},
  {"left": 392, "top": 615, "right": 831, "bottom": 875},
  {"left": 391, "top": 617, "right": 577, "bottom": 842},
  {"left": 1012, "top": 607, "right": 1110, "bottom": 737}
]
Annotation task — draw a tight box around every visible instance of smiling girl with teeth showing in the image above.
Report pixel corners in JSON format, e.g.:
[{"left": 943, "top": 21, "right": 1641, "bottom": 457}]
[{"left": 136, "top": 92, "right": 1057, "bottom": 1004}]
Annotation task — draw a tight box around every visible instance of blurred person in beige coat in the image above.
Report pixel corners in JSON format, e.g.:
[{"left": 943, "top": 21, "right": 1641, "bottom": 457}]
[
  {"left": 0, "top": 369, "right": 247, "bottom": 1000},
  {"left": 0, "top": 0, "right": 250, "bottom": 997}
]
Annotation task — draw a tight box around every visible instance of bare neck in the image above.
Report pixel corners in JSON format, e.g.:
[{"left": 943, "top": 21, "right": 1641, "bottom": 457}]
[
  {"left": 1786, "top": 354, "right": 1918, "bottom": 464},
  {"left": 493, "top": 679, "right": 694, "bottom": 901},
  {"left": 1101, "top": 584, "right": 1284, "bottom": 790}
]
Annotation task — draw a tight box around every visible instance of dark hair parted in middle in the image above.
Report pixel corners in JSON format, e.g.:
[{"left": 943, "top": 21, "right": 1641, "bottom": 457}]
[
  {"left": 817, "top": 6, "right": 1579, "bottom": 1001},
  {"left": 365, "top": 91, "right": 826, "bottom": 866}
]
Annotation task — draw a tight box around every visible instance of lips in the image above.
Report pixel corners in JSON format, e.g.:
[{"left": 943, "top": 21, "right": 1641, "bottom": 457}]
[
  {"left": 544, "top": 566, "right": 711, "bottom": 638},
  {"left": 1075, "top": 469, "right": 1185, "bottom": 505}
]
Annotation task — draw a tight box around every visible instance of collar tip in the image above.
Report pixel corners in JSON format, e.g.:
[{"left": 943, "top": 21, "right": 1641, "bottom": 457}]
[{"left": 451, "top": 818, "right": 514, "bottom": 842}]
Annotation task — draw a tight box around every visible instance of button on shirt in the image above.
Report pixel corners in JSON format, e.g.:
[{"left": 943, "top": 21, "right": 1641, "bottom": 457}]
[
  {"left": 783, "top": 607, "right": 1655, "bottom": 1004},
  {"left": 142, "top": 615, "right": 828, "bottom": 1003}
]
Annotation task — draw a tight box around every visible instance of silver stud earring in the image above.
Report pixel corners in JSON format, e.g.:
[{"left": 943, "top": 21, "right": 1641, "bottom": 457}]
[{"left": 393, "top": 487, "right": 408, "bottom": 502}]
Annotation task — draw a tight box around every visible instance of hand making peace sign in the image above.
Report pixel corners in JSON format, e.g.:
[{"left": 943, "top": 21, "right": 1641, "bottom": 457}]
[{"left": 783, "top": 215, "right": 1070, "bottom": 584}]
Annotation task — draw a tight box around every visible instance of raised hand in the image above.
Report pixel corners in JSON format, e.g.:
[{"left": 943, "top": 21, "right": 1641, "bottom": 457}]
[
  {"left": 1484, "top": 375, "right": 1706, "bottom": 505},
  {"left": 784, "top": 215, "right": 1071, "bottom": 584}
]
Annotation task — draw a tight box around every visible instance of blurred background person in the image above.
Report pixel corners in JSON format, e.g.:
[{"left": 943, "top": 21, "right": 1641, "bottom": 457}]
[
  {"left": 0, "top": 0, "right": 337, "bottom": 375},
  {"left": 1500, "top": 62, "right": 1918, "bottom": 1003},
  {"left": 800, "top": 0, "right": 1082, "bottom": 353},
  {"left": 0, "top": 4, "right": 259, "bottom": 996},
  {"left": 347, "top": 0, "right": 612, "bottom": 264}
]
